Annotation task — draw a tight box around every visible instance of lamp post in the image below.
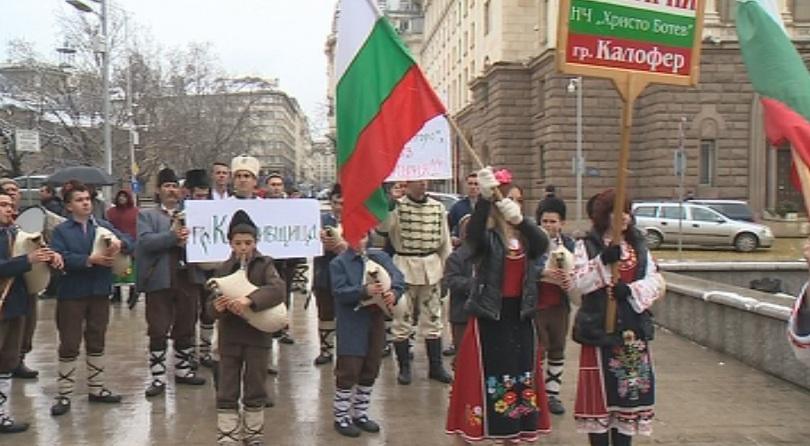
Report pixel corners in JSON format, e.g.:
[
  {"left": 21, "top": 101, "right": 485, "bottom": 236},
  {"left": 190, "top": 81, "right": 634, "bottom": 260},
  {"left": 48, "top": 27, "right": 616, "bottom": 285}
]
[
  {"left": 567, "top": 77, "right": 584, "bottom": 224},
  {"left": 66, "top": 0, "right": 111, "bottom": 176}
]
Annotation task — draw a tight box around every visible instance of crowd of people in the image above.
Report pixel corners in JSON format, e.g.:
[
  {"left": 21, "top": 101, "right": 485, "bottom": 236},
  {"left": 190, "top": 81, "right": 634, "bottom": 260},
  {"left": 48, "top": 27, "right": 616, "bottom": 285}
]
[{"left": 0, "top": 156, "right": 806, "bottom": 446}]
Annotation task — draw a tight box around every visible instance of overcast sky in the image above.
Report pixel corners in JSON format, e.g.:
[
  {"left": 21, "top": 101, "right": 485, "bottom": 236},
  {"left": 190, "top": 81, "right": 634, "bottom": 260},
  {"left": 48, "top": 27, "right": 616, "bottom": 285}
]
[{"left": 0, "top": 0, "right": 335, "bottom": 133}]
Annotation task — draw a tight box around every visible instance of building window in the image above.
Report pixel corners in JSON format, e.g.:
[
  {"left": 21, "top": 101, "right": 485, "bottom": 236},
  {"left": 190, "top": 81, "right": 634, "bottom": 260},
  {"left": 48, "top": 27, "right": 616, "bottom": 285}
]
[
  {"left": 470, "top": 22, "right": 476, "bottom": 49},
  {"left": 484, "top": 0, "right": 491, "bottom": 35},
  {"left": 719, "top": 0, "right": 736, "bottom": 23},
  {"left": 795, "top": 1, "right": 810, "bottom": 22},
  {"left": 699, "top": 139, "right": 716, "bottom": 185}
]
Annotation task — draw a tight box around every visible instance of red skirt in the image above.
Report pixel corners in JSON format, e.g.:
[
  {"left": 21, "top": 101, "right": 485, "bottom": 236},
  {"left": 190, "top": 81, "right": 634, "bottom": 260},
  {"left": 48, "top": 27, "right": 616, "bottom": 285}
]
[{"left": 446, "top": 300, "right": 551, "bottom": 443}]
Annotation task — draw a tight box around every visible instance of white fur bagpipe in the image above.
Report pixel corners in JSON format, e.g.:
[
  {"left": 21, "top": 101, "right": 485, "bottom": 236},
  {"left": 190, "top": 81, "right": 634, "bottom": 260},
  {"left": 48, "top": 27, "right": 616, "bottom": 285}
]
[
  {"left": 13, "top": 230, "right": 51, "bottom": 296},
  {"left": 540, "top": 243, "right": 575, "bottom": 286},
  {"left": 356, "top": 256, "right": 394, "bottom": 318},
  {"left": 206, "top": 267, "right": 288, "bottom": 333},
  {"left": 93, "top": 226, "right": 131, "bottom": 277}
]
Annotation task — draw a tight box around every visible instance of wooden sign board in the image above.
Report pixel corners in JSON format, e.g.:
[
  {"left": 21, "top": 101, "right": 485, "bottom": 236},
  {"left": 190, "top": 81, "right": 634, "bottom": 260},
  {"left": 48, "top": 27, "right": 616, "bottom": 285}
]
[{"left": 557, "top": 0, "right": 706, "bottom": 101}]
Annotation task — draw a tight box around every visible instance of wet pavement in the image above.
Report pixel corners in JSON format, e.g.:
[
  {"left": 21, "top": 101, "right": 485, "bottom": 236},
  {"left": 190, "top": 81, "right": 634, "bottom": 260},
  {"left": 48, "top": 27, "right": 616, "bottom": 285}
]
[{"left": 6, "top": 295, "right": 810, "bottom": 445}]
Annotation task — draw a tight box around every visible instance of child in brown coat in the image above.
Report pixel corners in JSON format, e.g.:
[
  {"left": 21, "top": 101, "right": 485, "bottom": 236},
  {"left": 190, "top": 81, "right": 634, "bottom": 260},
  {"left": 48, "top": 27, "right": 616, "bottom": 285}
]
[{"left": 208, "top": 210, "right": 286, "bottom": 445}]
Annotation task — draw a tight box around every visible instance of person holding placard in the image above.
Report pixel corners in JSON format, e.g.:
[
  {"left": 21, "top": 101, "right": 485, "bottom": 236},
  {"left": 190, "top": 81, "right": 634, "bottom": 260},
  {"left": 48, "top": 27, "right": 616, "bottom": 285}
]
[
  {"left": 570, "top": 190, "right": 664, "bottom": 446},
  {"left": 137, "top": 168, "right": 207, "bottom": 398},
  {"left": 312, "top": 184, "right": 346, "bottom": 366},
  {"left": 209, "top": 210, "right": 286, "bottom": 445},
  {"left": 379, "top": 179, "right": 452, "bottom": 385},
  {"left": 184, "top": 169, "right": 216, "bottom": 368}
]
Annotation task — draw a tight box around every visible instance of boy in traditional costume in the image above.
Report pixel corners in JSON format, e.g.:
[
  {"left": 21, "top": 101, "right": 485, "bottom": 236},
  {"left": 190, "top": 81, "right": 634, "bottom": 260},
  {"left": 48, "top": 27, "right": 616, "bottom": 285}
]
[{"left": 329, "top": 233, "right": 404, "bottom": 437}]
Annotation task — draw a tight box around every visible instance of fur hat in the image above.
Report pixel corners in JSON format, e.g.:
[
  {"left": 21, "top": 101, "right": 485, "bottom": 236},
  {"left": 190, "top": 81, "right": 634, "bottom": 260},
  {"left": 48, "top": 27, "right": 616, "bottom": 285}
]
[
  {"left": 228, "top": 209, "right": 258, "bottom": 240},
  {"left": 184, "top": 169, "right": 209, "bottom": 190},
  {"left": 536, "top": 196, "right": 567, "bottom": 221},
  {"left": 231, "top": 155, "right": 260, "bottom": 178},
  {"left": 157, "top": 168, "right": 178, "bottom": 187}
]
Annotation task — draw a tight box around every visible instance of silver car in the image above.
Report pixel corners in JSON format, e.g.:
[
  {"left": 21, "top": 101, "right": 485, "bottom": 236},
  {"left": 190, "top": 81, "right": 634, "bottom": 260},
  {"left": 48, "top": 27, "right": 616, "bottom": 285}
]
[{"left": 632, "top": 202, "right": 774, "bottom": 252}]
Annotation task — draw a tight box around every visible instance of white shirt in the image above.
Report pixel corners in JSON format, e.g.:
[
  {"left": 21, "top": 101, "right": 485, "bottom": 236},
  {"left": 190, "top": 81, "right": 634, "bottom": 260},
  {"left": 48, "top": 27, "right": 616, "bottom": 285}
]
[{"left": 211, "top": 188, "right": 230, "bottom": 200}]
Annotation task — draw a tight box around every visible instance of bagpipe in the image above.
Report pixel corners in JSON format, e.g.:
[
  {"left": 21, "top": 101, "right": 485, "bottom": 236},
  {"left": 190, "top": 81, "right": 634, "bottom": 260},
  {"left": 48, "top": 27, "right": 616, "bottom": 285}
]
[
  {"left": 355, "top": 255, "right": 394, "bottom": 318},
  {"left": 540, "top": 239, "right": 575, "bottom": 287},
  {"left": 206, "top": 259, "right": 288, "bottom": 333}
]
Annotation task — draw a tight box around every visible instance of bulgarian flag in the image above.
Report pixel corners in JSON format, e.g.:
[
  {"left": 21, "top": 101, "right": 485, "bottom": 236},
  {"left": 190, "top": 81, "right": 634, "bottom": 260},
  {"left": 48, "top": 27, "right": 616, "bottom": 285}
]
[
  {"left": 335, "top": 0, "right": 446, "bottom": 246},
  {"left": 737, "top": 0, "right": 810, "bottom": 211}
]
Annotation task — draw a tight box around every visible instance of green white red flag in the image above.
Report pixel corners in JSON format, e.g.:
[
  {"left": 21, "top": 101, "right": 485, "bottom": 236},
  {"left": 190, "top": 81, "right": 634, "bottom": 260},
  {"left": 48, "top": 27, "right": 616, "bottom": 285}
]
[
  {"left": 736, "top": 0, "right": 810, "bottom": 209},
  {"left": 335, "top": 0, "right": 446, "bottom": 246}
]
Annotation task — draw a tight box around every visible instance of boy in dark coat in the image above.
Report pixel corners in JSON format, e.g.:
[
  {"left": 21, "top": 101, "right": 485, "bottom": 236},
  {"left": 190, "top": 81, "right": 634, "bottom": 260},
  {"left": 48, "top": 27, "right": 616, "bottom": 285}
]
[
  {"left": 441, "top": 215, "right": 473, "bottom": 364},
  {"left": 209, "top": 210, "right": 286, "bottom": 445},
  {"left": 329, "top": 234, "right": 404, "bottom": 438}
]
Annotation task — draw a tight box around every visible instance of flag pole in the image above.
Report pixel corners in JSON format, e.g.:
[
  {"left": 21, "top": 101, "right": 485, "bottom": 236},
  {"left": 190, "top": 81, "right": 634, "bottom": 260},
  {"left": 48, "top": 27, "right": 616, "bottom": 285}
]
[
  {"left": 445, "top": 113, "right": 486, "bottom": 169},
  {"left": 791, "top": 149, "right": 810, "bottom": 219}
]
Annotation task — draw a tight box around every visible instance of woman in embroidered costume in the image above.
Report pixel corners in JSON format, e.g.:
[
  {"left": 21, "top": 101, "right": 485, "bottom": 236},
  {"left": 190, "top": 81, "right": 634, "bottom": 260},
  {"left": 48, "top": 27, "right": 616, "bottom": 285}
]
[
  {"left": 446, "top": 167, "right": 551, "bottom": 444},
  {"left": 571, "top": 190, "right": 664, "bottom": 446}
]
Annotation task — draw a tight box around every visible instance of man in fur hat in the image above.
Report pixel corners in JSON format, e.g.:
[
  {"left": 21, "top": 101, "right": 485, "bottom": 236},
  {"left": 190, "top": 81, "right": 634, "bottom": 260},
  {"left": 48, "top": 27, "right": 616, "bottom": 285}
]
[
  {"left": 184, "top": 169, "right": 216, "bottom": 368},
  {"left": 231, "top": 156, "right": 261, "bottom": 200},
  {"left": 136, "top": 168, "right": 207, "bottom": 397},
  {"left": 209, "top": 209, "right": 286, "bottom": 445}
]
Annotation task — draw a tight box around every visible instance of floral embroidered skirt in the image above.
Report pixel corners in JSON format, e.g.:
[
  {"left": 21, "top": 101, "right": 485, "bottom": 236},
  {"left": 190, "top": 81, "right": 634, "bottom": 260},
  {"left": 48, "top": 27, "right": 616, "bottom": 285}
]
[
  {"left": 446, "top": 299, "right": 551, "bottom": 443},
  {"left": 574, "top": 330, "right": 655, "bottom": 436}
]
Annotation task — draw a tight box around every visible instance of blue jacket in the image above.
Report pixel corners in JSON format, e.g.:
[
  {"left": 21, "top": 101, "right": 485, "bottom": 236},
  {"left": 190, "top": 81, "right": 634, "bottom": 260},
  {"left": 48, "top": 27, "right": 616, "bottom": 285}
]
[
  {"left": 330, "top": 248, "right": 405, "bottom": 357},
  {"left": 313, "top": 212, "right": 339, "bottom": 291},
  {"left": 0, "top": 227, "right": 32, "bottom": 320},
  {"left": 448, "top": 196, "right": 475, "bottom": 236},
  {"left": 51, "top": 216, "right": 133, "bottom": 300}
]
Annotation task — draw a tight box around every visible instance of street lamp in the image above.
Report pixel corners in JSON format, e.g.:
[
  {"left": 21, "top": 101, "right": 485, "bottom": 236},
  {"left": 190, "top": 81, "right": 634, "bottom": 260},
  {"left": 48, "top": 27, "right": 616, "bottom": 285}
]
[
  {"left": 65, "top": 0, "right": 111, "bottom": 177},
  {"left": 567, "top": 77, "right": 584, "bottom": 224}
]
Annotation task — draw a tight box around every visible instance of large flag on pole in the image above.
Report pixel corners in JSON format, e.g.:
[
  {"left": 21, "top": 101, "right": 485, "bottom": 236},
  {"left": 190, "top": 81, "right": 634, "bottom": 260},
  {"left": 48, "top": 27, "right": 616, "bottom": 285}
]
[
  {"left": 736, "top": 0, "right": 810, "bottom": 212},
  {"left": 335, "top": 0, "right": 446, "bottom": 246}
]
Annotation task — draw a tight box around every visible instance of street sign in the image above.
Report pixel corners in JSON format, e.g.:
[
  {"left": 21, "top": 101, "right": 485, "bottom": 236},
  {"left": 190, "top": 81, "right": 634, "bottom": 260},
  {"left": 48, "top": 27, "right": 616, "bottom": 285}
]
[
  {"left": 557, "top": 0, "right": 705, "bottom": 88},
  {"left": 674, "top": 150, "right": 686, "bottom": 176},
  {"left": 15, "top": 129, "right": 40, "bottom": 153}
]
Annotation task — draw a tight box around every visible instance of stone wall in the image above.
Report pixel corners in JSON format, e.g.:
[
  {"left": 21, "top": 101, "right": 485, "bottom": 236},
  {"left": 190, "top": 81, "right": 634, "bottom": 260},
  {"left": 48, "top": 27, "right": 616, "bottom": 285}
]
[{"left": 655, "top": 272, "right": 810, "bottom": 390}]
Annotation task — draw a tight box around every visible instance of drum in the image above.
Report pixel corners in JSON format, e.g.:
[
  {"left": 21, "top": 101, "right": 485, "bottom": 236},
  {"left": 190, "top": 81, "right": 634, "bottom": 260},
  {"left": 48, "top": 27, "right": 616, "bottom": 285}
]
[{"left": 16, "top": 206, "right": 65, "bottom": 243}]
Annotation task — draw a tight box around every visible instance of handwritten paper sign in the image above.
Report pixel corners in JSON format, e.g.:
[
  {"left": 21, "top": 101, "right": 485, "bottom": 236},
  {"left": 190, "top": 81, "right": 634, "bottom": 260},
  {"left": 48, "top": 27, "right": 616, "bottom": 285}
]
[
  {"left": 185, "top": 199, "right": 323, "bottom": 262},
  {"left": 386, "top": 115, "right": 452, "bottom": 181}
]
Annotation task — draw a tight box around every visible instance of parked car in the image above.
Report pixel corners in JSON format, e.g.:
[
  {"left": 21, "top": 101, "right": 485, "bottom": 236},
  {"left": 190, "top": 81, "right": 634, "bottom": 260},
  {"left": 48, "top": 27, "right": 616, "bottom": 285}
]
[
  {"left": 688, "top": 199, "right": 756, "bottom": 222},
  {"left": 13, "top": 175, "right": 48, "bottom": 208},
  {"left": 632, "top": 201, "right": 774, "bottom": 252},
  {"left": 427, "top": 191, "right": 460, "bottom": 211}
]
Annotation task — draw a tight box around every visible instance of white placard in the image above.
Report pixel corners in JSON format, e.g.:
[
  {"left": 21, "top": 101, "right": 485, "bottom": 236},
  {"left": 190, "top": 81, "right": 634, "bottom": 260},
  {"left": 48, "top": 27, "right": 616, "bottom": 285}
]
[
  {"left": 185, "top": 199, "right": 323, "bottom": 262},
  {"left": 15, "top": 129, "right": 40, "bottom": 153},
  {"left": 386, "top": 115, "right": 452, "bottom": 181}
]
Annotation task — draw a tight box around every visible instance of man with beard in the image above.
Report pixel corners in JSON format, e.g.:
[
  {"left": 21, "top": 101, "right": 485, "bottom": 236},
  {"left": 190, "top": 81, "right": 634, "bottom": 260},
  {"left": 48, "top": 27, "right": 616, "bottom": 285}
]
[{"left": 137, "top": 168, "right": 206, "bottom": 397}]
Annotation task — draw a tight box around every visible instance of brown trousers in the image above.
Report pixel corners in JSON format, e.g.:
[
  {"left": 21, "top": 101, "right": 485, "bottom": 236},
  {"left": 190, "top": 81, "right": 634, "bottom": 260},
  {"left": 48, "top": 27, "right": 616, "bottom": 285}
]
[
  {"left": 0, "top": 317, "right": 24, "bottom": 372},
  {"left": 217, "top": 343, "right": 269, "bottom": 409},
  {"left": 335, "top": 311, "right": 385, "bottom": 389},
  {"left": 56, "top": 296, "right": 110, "bottom": 359},
  {"left": 314, "top": 288, "right": 335, "bottom": 322},
  {"left": 535, "top": 304, "right": 570, "bottom": 361},
  {"left": 146, "top": 287, "right": 198, "bottom": 351},
  {"left": 196, "top": 285, "right": 214, "bottom": 326},
  {"left": 21, "top": 294, "right": 36, "bottom": 356}
]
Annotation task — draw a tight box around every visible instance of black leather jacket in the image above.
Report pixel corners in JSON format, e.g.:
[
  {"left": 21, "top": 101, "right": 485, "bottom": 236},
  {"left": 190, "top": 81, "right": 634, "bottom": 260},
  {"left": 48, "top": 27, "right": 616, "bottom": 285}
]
[{"left": 464, "top": 199, "right": 549, "bottom": 321}]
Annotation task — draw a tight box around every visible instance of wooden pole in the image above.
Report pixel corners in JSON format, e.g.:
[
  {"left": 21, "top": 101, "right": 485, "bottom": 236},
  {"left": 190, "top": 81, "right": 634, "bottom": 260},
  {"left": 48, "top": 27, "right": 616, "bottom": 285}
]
[
  {"left": 791, "top": 148, "right": 810, "bottom": 217},
  {"left": 446, "top": 113, "right": 485, "bottom": 169},
  {"left": 605, "top": 75, "right": 639, "bottom": 334}
]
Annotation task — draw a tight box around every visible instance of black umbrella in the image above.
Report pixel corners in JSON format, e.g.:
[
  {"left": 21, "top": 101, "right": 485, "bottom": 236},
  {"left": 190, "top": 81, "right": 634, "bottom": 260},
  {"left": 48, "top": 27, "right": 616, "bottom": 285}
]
[{"left": 46, "top": 166, "right": 116, "bottom": 186}]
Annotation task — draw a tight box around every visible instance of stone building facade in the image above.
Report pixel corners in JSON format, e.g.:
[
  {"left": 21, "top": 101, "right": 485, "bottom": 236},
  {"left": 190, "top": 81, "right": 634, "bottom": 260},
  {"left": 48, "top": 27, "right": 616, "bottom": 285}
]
[{"left": 445, "top": 0, "right": 810, "bottom": 217}]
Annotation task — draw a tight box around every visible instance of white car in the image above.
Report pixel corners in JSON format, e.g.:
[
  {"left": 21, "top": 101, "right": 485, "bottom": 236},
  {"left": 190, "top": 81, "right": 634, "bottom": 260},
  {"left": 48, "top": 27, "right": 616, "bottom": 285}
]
[{"left": 632, "top": 201, "right": 774, "bottom": 252}]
